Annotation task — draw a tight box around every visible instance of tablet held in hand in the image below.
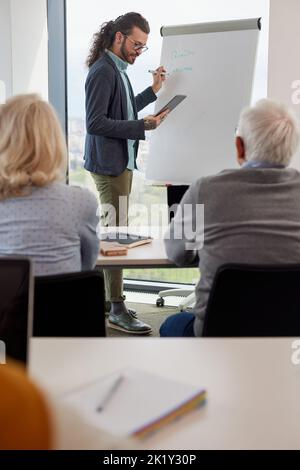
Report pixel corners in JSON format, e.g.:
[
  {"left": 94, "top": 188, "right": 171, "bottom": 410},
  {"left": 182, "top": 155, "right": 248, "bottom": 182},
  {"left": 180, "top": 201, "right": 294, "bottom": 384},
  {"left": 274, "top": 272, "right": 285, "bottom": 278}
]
[{"left": 154, "top": 95, "right": 187, "bottom": 117}]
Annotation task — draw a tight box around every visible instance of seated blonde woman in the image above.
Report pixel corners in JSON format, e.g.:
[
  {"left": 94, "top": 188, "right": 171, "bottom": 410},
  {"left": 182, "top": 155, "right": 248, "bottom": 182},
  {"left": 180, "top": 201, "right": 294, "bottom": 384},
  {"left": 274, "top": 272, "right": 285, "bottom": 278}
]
[{"left": 0, "top": 94, "right": 99, "bottom": 275}]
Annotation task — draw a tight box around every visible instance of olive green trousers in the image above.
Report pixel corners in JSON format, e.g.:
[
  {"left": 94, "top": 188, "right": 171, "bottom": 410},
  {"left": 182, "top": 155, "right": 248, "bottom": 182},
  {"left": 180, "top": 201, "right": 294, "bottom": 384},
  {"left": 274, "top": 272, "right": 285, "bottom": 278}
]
[{"left": 91, "top": 169, "right": 133, "bottom": 303}]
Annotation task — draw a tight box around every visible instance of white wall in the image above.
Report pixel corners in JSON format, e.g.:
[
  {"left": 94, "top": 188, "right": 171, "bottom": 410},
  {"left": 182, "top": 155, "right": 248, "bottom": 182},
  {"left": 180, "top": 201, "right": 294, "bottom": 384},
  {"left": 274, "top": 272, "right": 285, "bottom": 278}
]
[
  {"left": 0, "top": 0, "right": 48, "bottom": 100},
  {"left": 268, "top": 0, "right": 300, "bottom": 165},
  {"left": 268, "top": 0, "right": 300, "bottom": 104},
  {"left": 0, "top": 0, "right": 12, "bottom": 102}
]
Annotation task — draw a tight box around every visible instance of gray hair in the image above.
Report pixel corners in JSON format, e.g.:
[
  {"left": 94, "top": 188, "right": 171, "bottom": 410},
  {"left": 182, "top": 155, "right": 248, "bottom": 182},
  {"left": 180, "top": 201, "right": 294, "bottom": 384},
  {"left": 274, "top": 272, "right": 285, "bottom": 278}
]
[{"left": 236, "top": 99, "right": 300, "bottom": 166}]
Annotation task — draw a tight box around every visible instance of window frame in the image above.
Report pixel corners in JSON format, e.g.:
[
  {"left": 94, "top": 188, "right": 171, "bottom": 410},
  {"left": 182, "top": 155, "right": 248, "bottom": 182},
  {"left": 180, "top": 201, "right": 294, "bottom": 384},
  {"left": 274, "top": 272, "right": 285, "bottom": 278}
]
[{"left": 47, "top": 0, "right": 69, "bottom": 181}]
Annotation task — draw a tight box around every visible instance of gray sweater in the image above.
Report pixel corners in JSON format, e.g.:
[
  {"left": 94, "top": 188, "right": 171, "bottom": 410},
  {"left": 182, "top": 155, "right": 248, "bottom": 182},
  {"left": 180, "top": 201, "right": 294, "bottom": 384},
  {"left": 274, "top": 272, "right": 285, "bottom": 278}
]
[
  {"left": 164, "top": 168, "right": 300, "bottom": 336},
  {"left": 0, "top": 182, "right": 100, "bottom": 276}
]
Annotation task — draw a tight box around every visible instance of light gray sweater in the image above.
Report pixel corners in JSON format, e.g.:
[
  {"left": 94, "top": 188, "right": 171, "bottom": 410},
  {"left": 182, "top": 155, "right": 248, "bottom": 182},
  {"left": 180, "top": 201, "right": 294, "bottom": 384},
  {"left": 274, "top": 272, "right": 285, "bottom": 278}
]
[
  {"left": 164, "top": 168, "right": 300, "bottom": 336},
  {"left": 0, "top": 182, "right": 100, "bottom": 276}
]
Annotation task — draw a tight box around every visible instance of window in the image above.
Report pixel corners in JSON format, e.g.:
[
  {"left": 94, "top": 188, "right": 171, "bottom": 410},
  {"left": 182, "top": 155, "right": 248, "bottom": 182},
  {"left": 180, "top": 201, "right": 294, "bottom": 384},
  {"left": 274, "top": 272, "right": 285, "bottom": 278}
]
[{"left": 66, "top": 0, "right": 269, "bottom": 284}]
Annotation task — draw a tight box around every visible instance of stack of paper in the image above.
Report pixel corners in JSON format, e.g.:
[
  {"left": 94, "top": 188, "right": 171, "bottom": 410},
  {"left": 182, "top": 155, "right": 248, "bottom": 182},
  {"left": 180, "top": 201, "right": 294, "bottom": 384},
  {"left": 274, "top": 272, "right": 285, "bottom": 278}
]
[{"left": 62, "top": 368, "right": 207, "bottom": 438}]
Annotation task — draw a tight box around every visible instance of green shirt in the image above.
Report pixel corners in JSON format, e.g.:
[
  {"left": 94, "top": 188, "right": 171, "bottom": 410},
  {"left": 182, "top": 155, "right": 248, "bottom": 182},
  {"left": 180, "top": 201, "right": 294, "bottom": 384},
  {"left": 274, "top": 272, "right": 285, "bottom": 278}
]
[{"left": 107, "top": 50, "right": 135, "bottom": 171}]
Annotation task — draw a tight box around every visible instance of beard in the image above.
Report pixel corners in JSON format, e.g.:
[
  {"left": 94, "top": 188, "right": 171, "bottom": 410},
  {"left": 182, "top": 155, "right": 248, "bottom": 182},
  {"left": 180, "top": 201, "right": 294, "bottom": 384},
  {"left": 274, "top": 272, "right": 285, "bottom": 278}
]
[{"left": 120, "top": 39, "right": 138, "bottom": 64}]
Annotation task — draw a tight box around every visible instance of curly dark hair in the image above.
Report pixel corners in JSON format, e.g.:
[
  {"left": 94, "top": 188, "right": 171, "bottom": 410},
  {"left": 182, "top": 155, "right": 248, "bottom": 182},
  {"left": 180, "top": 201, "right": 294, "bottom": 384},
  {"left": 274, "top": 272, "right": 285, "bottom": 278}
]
[{"left": 86, "top": 12, "right": 150, "bottom": 68}]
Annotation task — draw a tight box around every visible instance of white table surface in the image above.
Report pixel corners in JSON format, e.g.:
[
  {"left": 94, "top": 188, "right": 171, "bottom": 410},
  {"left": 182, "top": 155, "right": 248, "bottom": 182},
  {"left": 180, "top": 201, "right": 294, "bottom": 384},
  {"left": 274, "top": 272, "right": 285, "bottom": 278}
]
[
  {"left": 29, "top": 337, "right": 300, "bottom": 450},
  {"left": 97, "top": 239, "right": 173, "bottom": 267}
]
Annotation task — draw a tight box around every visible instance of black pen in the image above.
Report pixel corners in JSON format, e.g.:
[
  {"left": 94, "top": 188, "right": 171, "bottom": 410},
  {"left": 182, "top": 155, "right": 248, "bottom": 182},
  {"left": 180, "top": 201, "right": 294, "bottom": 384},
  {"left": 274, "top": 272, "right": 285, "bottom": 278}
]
[{"left": 96, "top": 375, "right": 124, "bottom": 412}]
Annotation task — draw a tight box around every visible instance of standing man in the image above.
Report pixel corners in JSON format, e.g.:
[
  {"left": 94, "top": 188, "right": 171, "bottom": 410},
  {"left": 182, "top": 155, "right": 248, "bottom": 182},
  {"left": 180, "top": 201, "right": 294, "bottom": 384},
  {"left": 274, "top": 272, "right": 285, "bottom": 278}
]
[{"left": 84, "top": 12, "right": 167, "bottom": 334}]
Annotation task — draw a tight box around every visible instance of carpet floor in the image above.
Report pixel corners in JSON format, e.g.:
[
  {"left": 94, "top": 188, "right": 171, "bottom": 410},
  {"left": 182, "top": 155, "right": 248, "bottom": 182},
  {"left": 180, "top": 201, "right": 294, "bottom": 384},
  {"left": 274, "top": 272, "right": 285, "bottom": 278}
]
[{"left": 106, "top": 302, "right": 179, "bottom": 337}]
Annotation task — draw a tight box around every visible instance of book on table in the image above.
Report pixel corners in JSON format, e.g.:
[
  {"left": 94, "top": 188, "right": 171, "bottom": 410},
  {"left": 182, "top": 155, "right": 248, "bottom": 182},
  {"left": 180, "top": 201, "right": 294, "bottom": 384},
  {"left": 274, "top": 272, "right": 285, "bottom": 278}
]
[
  {"left": 100, "top": 232, "right": 153, "bottom": 248},
  {"left": 100, "top": 241, "right": 128, "bottom": 256},
  {"left": 61, "top": 367, "right": 207, "bottom": 439}
]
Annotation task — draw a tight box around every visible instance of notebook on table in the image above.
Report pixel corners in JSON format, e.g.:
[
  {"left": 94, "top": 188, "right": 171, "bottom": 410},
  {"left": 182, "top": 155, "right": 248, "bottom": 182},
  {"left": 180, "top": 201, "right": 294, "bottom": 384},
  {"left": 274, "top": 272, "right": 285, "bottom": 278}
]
[
  {"left": 100, "top": 242, "right": 128, "bottom": 256},
  {"left": 100, "top": 233, "right": 153, "bottom": 248},
  {"left": 61, "top": 367, "right": 207, "bottom": 439}
]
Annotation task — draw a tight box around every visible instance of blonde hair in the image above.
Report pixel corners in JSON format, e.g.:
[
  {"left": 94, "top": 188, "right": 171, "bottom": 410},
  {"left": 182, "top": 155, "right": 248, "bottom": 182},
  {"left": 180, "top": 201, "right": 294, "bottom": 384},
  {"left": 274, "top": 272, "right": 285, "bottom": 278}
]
[
  {"left": 0, "top": 94, "right": 67, "bottom": 200},
  {"left": 237, "top": 99, "right": 300, "bottom": 166}
]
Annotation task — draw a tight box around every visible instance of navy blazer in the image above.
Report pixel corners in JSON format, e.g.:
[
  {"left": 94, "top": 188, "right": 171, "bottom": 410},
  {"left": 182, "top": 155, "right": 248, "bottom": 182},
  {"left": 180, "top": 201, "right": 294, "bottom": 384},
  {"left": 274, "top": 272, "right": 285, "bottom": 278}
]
[{"left": 83, "top": 53, "right": 157, "bottom": 176}]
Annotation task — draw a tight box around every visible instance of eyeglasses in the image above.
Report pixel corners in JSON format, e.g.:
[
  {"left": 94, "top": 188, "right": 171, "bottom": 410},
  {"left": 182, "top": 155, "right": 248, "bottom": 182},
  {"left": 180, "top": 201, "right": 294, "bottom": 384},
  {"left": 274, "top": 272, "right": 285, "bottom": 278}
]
[{"left": 123, "top": 34, "right": 148, "bottom": 53}]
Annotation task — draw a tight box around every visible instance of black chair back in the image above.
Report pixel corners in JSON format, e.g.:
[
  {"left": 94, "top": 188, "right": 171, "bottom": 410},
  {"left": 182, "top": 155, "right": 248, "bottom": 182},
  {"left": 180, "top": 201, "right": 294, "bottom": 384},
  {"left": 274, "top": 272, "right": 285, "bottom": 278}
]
[
  {"left": 33, "top": 270, "right": 106, "bottom": 337},
  {"left": 203, "top": 264, "right": 300, "bottom": 336},
  {"left": 0, "top": 257, "right": 33, "bottom": 363}
]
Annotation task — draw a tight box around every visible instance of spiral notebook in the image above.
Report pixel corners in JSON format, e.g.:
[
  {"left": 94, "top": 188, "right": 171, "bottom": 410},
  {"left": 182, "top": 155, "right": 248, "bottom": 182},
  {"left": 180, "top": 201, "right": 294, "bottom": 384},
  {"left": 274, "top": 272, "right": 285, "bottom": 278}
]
[{"left": 62, "top": 368, "right": 207, "bottom": 439}]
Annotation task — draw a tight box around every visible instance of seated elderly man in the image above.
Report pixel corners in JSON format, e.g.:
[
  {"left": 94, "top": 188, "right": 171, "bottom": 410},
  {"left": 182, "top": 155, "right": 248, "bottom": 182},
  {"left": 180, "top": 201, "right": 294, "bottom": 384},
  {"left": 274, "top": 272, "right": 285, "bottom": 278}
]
[{"left": 161, "top": 99, "right": 300, "bottom": 337}]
